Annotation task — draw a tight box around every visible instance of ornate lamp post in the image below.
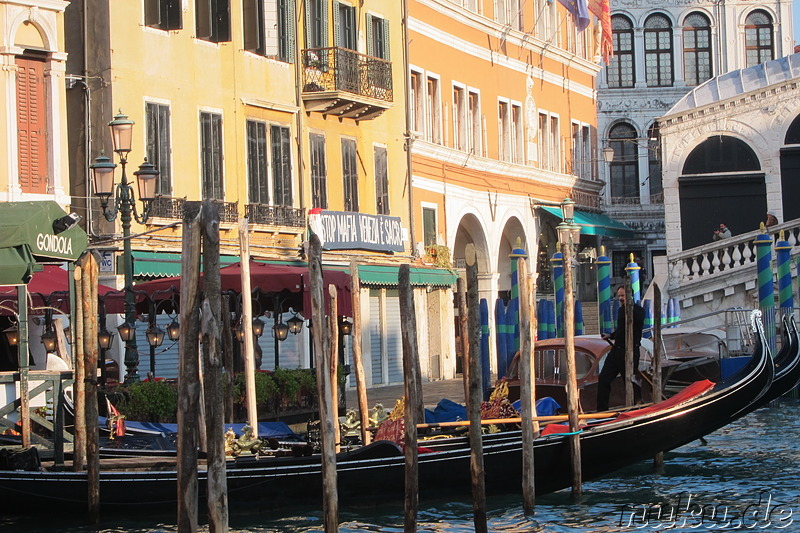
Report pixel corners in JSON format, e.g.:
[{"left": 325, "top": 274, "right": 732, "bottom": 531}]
[{"left": 90, "top": 110, "right": 159, "bottom": 382}]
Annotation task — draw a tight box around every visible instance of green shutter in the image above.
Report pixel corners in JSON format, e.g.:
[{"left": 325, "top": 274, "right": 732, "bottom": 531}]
[
  {"left": 333, "top": 2, "right": 340, "bottom": 48},
  {"left": 366, "top": 13, "right": 373, "bottom": 57},
  {"left": 285, "top": 0, "right": 296, "bottom": 63},
  {"left": 382, "top": 18, "right": 390, "bottom": 61}
]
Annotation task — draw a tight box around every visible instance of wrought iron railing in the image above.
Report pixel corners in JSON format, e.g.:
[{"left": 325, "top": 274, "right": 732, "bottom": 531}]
[
  {"left": 215, "top": 201, "right": 239, "bottom": 223},
  {"left": 302, "top": 47, "right": 393, "bottom": 102},
  {"left": 148, "top": 196, "right": 185, "bottom": 219},
  {"left": 245, "top": 204, "right": 305, "bottom": 228},
  {"left": 611, "top": 195, "right": 641, "bottom": 205}
]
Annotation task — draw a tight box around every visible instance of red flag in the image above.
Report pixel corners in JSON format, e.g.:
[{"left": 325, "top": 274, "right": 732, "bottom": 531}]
[{"left": 588, "top": 0, "right": 613, "bottom": 63}]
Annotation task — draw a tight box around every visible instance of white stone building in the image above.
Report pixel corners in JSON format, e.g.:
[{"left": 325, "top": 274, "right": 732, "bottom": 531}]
[{"left": 597, "top": 0, "right": 794, "bottom": 287}]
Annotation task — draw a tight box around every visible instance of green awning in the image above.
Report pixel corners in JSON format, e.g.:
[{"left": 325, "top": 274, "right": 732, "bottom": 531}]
[
  {"left": 357, "top": 265, "right": 457, "bottom": 288},
  {"left": 130, "top": 251, "right": 239, "bottom": 277},
  {"left": 0, "top": 201, "right": 88, "bottom": 285},
  {"left": 539, "top": 206, "right": 635, "bottom": 238}
]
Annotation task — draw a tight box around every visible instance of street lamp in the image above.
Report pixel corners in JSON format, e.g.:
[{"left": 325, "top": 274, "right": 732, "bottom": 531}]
[
  {"left": 91, "top": 110, "right": 160, "bottom": 382},
  {"left": 556, "top": 197, "right": 583, "bottom": 495}
]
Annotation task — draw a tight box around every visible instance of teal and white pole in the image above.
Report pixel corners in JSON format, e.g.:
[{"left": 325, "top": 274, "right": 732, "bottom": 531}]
[
  {"left": 756, "top": 226, "right": 776, "bottom": 354},
  {"left": 625, "top": 253, "right": 641, "bottom": 303},
  {"left": 596, "top": 246, "right": 612, "bottom": 335},
  {"left": 552, "top": 247, "right": 564, "bottom": 338},
  {"left": 776, "top": 231, "right": 793, "bottom": 326}
]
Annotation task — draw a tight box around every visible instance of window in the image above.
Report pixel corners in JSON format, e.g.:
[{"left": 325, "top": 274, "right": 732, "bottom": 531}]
[
  {"left": 647, "top": 124, "right": 662, "bottom": 200},
  {"left": 145, "top": 0, "right": 182, "bottom": 30},
  {"left": 683, "top": 13, "right": 712, "bottom": 86},
  {"left": 342, "top": 138, "right": 359, "bottom": 212},
  {"left": 410, "top": 70, "right": 424, "bottom": 135},
  {"left": 367, "top": 14, "right": 390, "bottom": 60},
  {"left": 644, "top": 14, "right": 673, "bottom": 87},
  {"left": 271, "top": 125, "right": 292, "bottom": 206},
  {"left": 453, "top": 85, "right": 467, "bottom": 151},
  {"left": 196, "top": 0, "right": 231, "bottom": 43},
  {"left": 549, "top": 115, "right": 560, "bottom": 172},
  {"left": 608, "top": 16, "right": 634, "bottom": 88},
  {"left": 495, "top": 0, "right": 521, "bottom": 30},
  {"left": 244, "top": 0, "right": 296, "bottom": 62},
  {"left": 374, "top": 146, "right": 389, "bottom": 214},
  {"left": 334, "top": 2, "right": 356, "bottom": 50},
  {"left": 745, "top": 10, "right": 774, "bottom": 68},
  {"left": 246, "top": 120, "right": 269, "bottom": 204},
  {"left": 146, "top": 102, "right": 172, "bottom": 196},
  {"left": 538, "top": 112, "right": 547, "bottom": 170},
  {"left": 310, "top": 133, "right": 328, "bottom": 209},
  {"left": 16, "top": 55, "right": 47, "bottom": 194},
  {"left": 422, "top": 206, "right": 437, "bottom": 248},
  {"left": 305, "top": 0, "right": 328, "bottom": 49},
  {"left": 498, "top": 100, "right": 510, "bottom": 162},
  {"left": 468, "top": 89, "right": 481, "bottom": 155},
  {"left": 200, "top": 111, "right": 223, "bottom": 200},
  {"left": 511, "top": 103, "right": 523, "bottom": 164},
  {"left": 609, "top": 123, "right": 639, "bottom": 203},
  {"left": 426, "top": 75, "right": 442, "bottom": 144}
]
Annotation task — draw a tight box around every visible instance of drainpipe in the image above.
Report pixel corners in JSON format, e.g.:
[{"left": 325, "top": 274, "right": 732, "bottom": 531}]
[
  {"left": 403, "top": 0, "right": 417, "bottom": 258},
  {"left": 295, "top": 2, "right": 306, "bottom": 218}
]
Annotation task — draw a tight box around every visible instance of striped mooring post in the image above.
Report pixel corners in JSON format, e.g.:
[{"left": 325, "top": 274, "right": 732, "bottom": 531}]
[
  {"left": 509, "top": 241, "right": 527, "bottom": 353},
  {"left": 642, "top": 298, "right": 653, "bottom": 338},
  {"left": 505, "top": 299, "right": 518, "bottom": 368},
  {"left": 755, "top": 228, "right": 777, "bottom": 354},
  {"left": 574, "top": 300, "right": 584, "bottom": 336},
  {"left": 625, "top": 253, "right": 641, "bottom": 303},
  {"left": 596, "top": 246, "right": 613, "bottom": 335},
  {"left": 547, "top": 299, "right": 557, "bottom": 339},
  {"left": 480, "top": 298, "right": 491, "bottom": 399},
  {"left": 776, "top": 231, "right": 793, "bottom": 324},
  {"left": 552, "top": 247, "right": 564, "bottom": 338},
  {"left": 495, "top": 298, "right": 508, "bottom": 379},
  {"left": 537, "top": 299, "right": 549, "bottom": 340}
]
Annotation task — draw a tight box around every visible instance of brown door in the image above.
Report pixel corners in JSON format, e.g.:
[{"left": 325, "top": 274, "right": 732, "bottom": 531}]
[{"left": 16, "top": 55, "right": 48, "bottom": 194}]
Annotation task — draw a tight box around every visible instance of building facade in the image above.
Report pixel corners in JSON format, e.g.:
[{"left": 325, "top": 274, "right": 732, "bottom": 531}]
[
  {"left": 597, "top": 0, "right": 794, "bottom": 287},
  {"left": 408, "top": 0, "right": 608, "bottom": 374},
  {"left": 62, "top": 0, "right": 455, "bottom": 384},
  {"left": 1, "top": 0, "right": 70, "bottom": 207}
]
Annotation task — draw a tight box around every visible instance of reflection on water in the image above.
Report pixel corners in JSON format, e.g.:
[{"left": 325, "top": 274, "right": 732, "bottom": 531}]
[{"left": 2, "top": 399, "right": 798, "bottom": 533}]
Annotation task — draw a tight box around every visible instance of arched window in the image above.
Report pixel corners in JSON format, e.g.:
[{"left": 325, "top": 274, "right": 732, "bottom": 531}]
[
  {"left": 644, "top": 14, "right": 673, "bottom": 87},
  {"left": 745, "top": 10, "right": 774, "bottom": 67},
  {"left": 609, "top": 123, "right": 639, "bottom": 203},
  {"left": 607, "top": 16, "right": 634, "bottom": 88},
  {"left": 647, "top": 123, "right": 662, "bottom": 201},
  {"left": 679, "top": 136, "right": 764, "bottom": 249},
  {"left": 683, "top": 12, "right": 712, "bottom": 86}
]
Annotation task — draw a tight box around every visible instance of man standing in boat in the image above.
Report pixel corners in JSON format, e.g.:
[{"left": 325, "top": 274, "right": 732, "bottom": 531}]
[{"left": 597, "top": 285, "right": 645, "bottom": 411}]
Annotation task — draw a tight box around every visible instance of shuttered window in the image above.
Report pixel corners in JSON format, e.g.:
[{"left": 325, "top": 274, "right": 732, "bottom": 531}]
[
  {"left": 305, "top": 0, "right": 328, "bottom": 49},
  {"left": 244, "top": 0, "right": 295, "bottom": 62},
  {"left": 374, "top": 146, "right": 389, "bottom": 215},
  {"left": 342, "top": 138, "right": 358, "bottom": 212},
  {"left": 16, "top": 55, "right": 47, "bottom": 194},
  {"left": 271, "top": 125, "right": 292, "bottom": 206},
  {"left": 144, "top": 0, "right": 182, "bottom": 30},
  {"left": 146, "top": 102, "right": 172, "bottom": 196},
  {"left": 196, "top": 0, "right": 231, "bottom": 43},
  {"left": 247, "top": 120, "right": 269, "bottom": 204},
  {"left": 366, "top": 13, "right": 390, "bottom": 60},
  {"left": 200, "top": 112, "right": 224, "bottom": 200},
  {"left": 310, "top": 133, "right": 328, "bottom": 209}
]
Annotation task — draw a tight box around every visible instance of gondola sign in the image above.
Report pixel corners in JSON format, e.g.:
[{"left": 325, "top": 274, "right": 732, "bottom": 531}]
[{"left": 309, "top": 210, "right": 405, "bottom": 252}]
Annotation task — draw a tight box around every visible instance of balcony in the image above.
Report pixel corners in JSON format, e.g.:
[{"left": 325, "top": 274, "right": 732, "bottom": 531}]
[
  {"left": 148, "top": 197, "right": 238, "bottom": 223},
  {"left": 245, "top": 204, "right": 305, "bottom": 228},
  {"left": 301, "top": 47, "right": 393, "bottom": 121}
]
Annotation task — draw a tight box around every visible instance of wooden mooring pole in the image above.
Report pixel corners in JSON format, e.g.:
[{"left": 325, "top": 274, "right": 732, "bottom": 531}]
[
  {"left": 201, "top": 201, "right": 229, "bottom": 532},
  {"left": 238, "top": 219, "right": 259, "bottom": 438},
  {"left": 72, "top": 265, "right": 86, "bottom": 473},
  {"left": 349, "top": 261, "right": 370, "bottom": 445},
  {"left": 652, "top": 283, "right": 664, "bottom": 471},
  {"left": 82, "top": 253, "right": 100, "bottom": 523},
  {"left": 327, "top": 286, "right": 340, "bottom": 454},
  {"left": 177, "top": 202, "right": 202, "bottom": 532},
  {"left": 517, "top": 256, "right": 537, "bottom": 512},
  {"left": 465, "top": 244, "right": 488, "bottom": 533},
  {"left": 624, "top": 277, "right": 635, "bottom": 406},
  {"left": 562, "top": 235, "right": 583, "bottom": 496},
  {"left": 457, "top": 278, "right": 470, "bottom": 414},
  {"left": 308, "top": 234, "right": 338, "bottom": 532},
  {"left": 399, "top": 265, "right": 421, "bottom": 533}
]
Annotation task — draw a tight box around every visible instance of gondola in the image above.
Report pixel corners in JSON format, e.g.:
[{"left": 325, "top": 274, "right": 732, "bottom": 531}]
[{"left": 0, "top": 312, "right": 774, "bottom": 511}]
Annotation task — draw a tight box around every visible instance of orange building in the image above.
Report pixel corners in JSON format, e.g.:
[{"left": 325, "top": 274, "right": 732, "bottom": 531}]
[{"left": 408, "top": 0, "right": 612, "bottom": 376}]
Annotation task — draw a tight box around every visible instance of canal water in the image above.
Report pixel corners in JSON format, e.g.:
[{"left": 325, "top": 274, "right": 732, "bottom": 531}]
[{"left": 3, "top": 398, "right": 798, "bottom": 533}]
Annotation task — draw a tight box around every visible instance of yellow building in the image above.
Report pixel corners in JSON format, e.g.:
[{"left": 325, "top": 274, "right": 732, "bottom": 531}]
[
  {"left": 1, "top": 1, "right": 71, "bottom": 206},
  {"left": 63, "top": 0, "right": 454, "bottom": 383},
  {"left": 409, "top": 0, "right": 616, "bottom": 376}
]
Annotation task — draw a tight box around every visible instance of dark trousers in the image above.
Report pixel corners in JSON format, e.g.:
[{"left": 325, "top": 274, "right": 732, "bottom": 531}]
[{"left": 596, "top": 347, "right": 640, "bottom": 412}]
